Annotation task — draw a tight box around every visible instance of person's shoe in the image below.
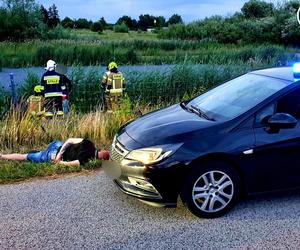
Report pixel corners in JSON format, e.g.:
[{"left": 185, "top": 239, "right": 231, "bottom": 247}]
[{"left": 56, "top": 111, "right": 64, "bottom": 116}]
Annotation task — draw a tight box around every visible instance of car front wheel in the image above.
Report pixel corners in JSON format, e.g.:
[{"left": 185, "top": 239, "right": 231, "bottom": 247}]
[{"left": 180, "top": 161, "right": 241, "bottom": 218}]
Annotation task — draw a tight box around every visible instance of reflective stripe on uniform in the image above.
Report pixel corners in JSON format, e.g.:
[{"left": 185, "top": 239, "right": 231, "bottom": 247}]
[
  {"left": 44, "top": 75, "right": 60, "bottom": 85},
  {"left": 45, "top": 92, "right": 63, "bottom": 97},
  {"left": 109, "top": 89, "right": 124, "bottom": 94},
  {"left": 107, "top": 73, "right": 124, "bottom": 90},
  {"left": 45, "top": 112, "right": 54, "bottom": 117}
]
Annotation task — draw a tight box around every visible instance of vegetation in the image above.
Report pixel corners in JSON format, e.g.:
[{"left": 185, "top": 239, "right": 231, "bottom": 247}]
[
  {"left": 113, "top": 23, "right": 129, "bottom": 33},
  {"left": 0, "top": 0, "right": 183, "bottom": 40},
  {"left": 0, "top": 160, "right": 101, "bottom": 184},
  {"left": 2, "top": 0, "right": 298, "bottom": 46},
  {"left": 12, "top": 64, "right": 249, "bottom": 114},
  {"left": 159, "top": 1, "right": 300, "bottom": 45},
  {"left": 0, "top": 39, "right": 297, "bottom": 68},
  {"left": 0, "top": 103, "right": 142, "bottom": 183},
  {"left": 0, "top": 88, "right": 11, "bottom": 118}
]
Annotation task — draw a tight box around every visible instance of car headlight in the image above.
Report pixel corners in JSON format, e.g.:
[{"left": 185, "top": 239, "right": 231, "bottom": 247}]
[{"left": 125, "top": 143, "right": 183, "bottom": 165}]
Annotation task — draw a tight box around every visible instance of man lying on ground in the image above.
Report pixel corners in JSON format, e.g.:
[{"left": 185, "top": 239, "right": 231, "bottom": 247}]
[{"left": 0, "top": 138, "right": 110, "bottom": 167}]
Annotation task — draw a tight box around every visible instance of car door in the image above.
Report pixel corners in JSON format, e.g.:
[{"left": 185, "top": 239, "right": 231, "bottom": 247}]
[{"left": 252, "top": 87, "right": 300, "bottom": 192}]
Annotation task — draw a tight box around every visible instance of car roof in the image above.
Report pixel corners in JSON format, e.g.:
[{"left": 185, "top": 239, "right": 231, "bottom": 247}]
[{"left": 250, "top": 67, "right": 295, "bottom": 82}]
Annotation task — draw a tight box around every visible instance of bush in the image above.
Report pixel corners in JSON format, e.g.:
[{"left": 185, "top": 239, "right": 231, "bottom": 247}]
[
  {"left": 91, "top": 21, "right": 103, "bottom": 33},
  {"left": 44, "top": 25, "right": 71, "bottom": 40},
  {"left": 0, "top": 88, "right": 11, "bottom": 118},
  {"left": 114, "top": 23, "right": 129, "bottom": 33},
  {"left": 18, "top": 71, "right": 40, "bottom": 98}
]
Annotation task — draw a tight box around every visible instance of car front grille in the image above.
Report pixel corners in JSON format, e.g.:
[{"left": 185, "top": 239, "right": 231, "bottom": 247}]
[
  {"left": 111, "top": 146, "right": 123, "bottom": 163},
  {"left": 110, "top": 138, "right": 129, "bottom": 164}
]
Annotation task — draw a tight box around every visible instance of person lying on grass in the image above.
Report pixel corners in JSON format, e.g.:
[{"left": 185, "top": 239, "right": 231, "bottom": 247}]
[{"left": 0, "top": 138, "right": 110, "bottom": 167}]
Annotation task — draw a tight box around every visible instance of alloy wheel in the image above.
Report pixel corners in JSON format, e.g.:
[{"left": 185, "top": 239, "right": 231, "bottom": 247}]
[{"left": 192, "top": 171, "right": 234, "bottom": 213}]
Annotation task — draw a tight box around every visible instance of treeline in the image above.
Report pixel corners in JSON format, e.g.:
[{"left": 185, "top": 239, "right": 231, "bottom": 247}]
[
  {"left": 0, "top": 0, "right": 183, "bottom": 41},
  {"left": 0, "top": 0, "right": 70, "bottom": 41},
  {"left": 1, "top": 0, "right": 300, "bottom": 45},
  {"left": 61, "top": 14, "right": 183, "bottom": 33},
  {"left": 159, "top": 0, "right": 300, "bottom": 45}
]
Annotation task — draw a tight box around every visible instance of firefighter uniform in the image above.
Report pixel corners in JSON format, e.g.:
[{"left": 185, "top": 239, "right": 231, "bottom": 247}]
[
  {"left": 101, "top": 62, "right": 125, "bottom": 111},
  {"left": 41, "top": 69, "right": 66, "bottom": 117}
]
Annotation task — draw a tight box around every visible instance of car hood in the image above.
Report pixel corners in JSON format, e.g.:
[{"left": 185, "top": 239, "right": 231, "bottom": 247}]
[{"left": 121, "top": 104, "right": 216, "bottom": 146}]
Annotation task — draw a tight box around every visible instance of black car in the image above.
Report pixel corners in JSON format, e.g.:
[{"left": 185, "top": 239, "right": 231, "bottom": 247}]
[{"left": 103, "top": 66, "right": 300, "bottom": 218}]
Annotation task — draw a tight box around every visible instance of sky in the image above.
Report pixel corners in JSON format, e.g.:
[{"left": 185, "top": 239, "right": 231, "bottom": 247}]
[{"left": 37, "top": 0, "right": 255, "bottom": 23}]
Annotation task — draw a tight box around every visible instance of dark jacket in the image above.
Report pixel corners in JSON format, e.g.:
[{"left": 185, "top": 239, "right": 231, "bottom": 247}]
[{"left": 41, "top": 70, "right": 66, "bottom": 97}]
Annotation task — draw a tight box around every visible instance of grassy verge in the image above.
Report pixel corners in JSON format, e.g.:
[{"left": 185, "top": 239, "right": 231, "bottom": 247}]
[
  {"left": 0, "top": 160, "right": 101, "bottom": 184},
  {"left": 0, "top": 105, "right": 145, "bottom": 184}
]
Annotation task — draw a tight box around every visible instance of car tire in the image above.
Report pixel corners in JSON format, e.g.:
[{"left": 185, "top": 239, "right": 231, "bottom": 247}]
[{"left": 180, "top": 160, "right": 241, "bottom": 218}]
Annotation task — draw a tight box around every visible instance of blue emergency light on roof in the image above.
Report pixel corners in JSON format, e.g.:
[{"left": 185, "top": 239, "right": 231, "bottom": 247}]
[{"left": 293, "top": 63, "right": 300, "bottom": 79}]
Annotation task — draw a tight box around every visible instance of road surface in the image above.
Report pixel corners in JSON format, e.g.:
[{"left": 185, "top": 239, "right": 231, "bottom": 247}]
[{"left": 0, "top": 170, "right": 299, "bottom": 249}]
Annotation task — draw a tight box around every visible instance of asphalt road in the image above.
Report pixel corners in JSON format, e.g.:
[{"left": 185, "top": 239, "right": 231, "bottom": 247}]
[{"left": 0, "top": 170, "right": 299, "bottom": 250}]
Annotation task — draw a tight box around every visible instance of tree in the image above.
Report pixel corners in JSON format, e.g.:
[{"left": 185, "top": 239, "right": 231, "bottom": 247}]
[
  {"left": 91, "top": 20, "right": 103, "bottom": 33},
  {"left": 0, "top": 0, "right": 41, "bottom": 40},
  {"left": 283, "top": 0, "right": 300, "bottom": 13},
  {"left": 138, "top": 14, "right": 155, "bottom": 30},
  {"left": 99, "top": 17, "right": 107, "bottom": 28},
  {"left": 281, "top": 16, "right": 300, "bottom": 45},
  {"left": 241, "top": 0, "right": 274, "bottom": 18},
  {"left": 2, "top": 0, "right": 37, "bottom": 12},
  {"left": 168, "top": 14, "right": 183, "bottom": 25},
  {"left": 116, "top": 15, "right": 137, "bottom": 30},
  {"left": 61, "top": 17, "right": 74, "bottom": 28},
  {"left": 75, "top": 18, "right": 91, "bottom": 29},
  {"left": 48, "top": 4, "right": 60, "bottom": 27},
  {"left": 40, "top": 5, "right": 49, "bottom": 25},
  {"left": 114, "top": 22, "right": 129, "bottom": 33},
  {"left": 155, "top": 16, "right": 166, "bottom": 28}
]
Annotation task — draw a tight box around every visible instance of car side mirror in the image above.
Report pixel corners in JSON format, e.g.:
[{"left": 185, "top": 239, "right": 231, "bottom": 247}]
[{"left": 267, "top": 113, "right": 297, "bottom": 130}]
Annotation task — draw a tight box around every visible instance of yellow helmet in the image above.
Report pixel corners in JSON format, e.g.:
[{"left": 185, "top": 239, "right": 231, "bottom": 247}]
[{"left": 108, "top": 62, "right": 118, "bottom": 70}]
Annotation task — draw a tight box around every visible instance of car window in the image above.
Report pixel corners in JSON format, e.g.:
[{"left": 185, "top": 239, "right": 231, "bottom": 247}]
[
  {"left": 187, "top": 74, "right": 290, "bottom": 121},
  {"left": 255, "top": 103, "right": 276, "bottom": 124},
  {"left": 255, "top": 87, "right": 300, "bottom": 126},
  {"left": 276, "top": 88, "right": 300, "bottom": 119}
]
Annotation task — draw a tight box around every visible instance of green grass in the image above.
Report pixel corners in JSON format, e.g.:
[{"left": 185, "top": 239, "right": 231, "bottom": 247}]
[
  {"left": 0, "top": 160, "right": 102, "bottom": 184},
  {"left": 0, "top": 38, "right": 296, "bottom": 67},
  {"left": 69, "top": 29, "right": 158, "bottom": 41}
]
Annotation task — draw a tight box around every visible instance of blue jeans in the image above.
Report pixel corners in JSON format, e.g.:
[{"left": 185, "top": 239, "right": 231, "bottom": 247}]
[{"left": 27, "top": 141, "right": 64, "bottom": 163}]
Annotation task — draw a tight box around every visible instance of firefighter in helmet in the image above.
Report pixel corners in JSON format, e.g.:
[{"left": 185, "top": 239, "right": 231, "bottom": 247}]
[
  {"left": 26, "top": 85, "right": 44, "bottom": 116},
  {"left": 101, "top": 62, "right": 125, "bottom": 112},
  {"left": 40, "top": 60, "right": 67, "bottom": 117}
]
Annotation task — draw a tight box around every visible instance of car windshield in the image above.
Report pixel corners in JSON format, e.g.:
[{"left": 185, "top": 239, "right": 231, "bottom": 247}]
[{"left": 187, "top": 73, "right": 290, "bottom": 121}]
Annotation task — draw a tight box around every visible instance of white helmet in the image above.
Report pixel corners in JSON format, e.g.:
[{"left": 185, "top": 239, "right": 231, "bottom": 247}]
[{"left": 45, "top": 60, "right": 56, "bottom": 71}]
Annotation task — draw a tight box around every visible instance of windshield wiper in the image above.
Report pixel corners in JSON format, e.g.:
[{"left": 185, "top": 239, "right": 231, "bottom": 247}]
[{"left": 190, "top": 105, "right": 215, "bottom": 121}]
